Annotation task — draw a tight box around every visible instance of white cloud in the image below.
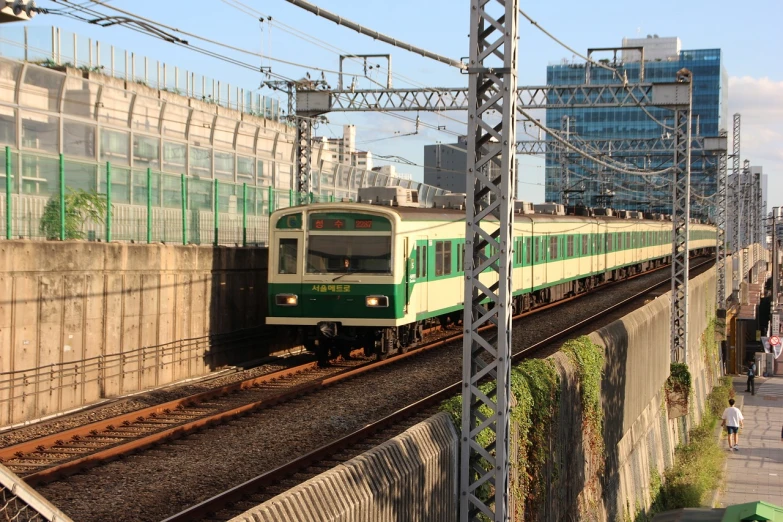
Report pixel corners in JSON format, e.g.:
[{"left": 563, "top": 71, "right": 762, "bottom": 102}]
[{"left": 728, "top": 76, "right": 783, "bottom": 207}]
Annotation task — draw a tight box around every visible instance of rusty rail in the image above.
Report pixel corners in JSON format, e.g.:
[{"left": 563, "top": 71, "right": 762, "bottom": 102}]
[{"left": 162, "top": 257, "right": 713, "bottom": 521}]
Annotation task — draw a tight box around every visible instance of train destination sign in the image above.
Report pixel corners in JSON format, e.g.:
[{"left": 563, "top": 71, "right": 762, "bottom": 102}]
[{"left": 308, "top": 213, "right": 391, "bottom": 231}]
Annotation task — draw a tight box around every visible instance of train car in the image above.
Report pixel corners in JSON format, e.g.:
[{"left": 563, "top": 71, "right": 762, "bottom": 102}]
[{"left": 266, "top": 199, "right": 716, "bottom": 363}]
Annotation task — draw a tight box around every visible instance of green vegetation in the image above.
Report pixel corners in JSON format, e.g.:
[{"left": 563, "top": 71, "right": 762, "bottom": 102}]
[
  {"left": 40, "top": 189, "right": 107, "bottom": 240},
  {"left": 700, "top": 318, "right": 720, "bottom": 384},
  {"left": 629, "top": 376, "right": 733, "bottom": 521},
  {"left": 666, "top": 362, "right": 692, "bottom": 396},
  {"left": 658, "top": 376, "right": 731, "bottom": 509},
  {"left": 440, "top": 358, "right": 560, "bottom": 518},
  {"left": 562, "top": 337, "right": 606, "bottom": 466}
]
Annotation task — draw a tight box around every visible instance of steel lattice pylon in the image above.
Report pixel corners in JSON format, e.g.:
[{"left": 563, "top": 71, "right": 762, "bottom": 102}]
[
  {"left": 731, "top": 114, "right": 741, "bottom": 294},
  {"left": 460, "top": 0, "right": 518, "bottom": 520},
  {"left": 559, "top": 116, "right": 570, "bottom": 204},
  {"left": 295, "top": 117, "right": 313, "bottom": 202},
  {"left": 716, "top": 135, "right": 728, "bottom": 306},
  {"left": 742, "top": 160, "right": 750, "bottom": 283},
  {"left": 669, "top": 69, "right": 693, "bottom": 363}
]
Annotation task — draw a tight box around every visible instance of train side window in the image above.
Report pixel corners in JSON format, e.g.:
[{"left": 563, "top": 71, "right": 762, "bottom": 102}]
[
  {"left": 582, "top": 235, "right": 588, "bottom": 256},
  {"left": 607, "top": 234, "right": 613, "bottom": 253},
  {"left": 567, "top": 235, "right": 574, "bottom": 257},
  {"left": 444, "top": 242, "right": 453, "bottom": 275},
  {"left": 525, "top": 238, "right": 532, "bottom": 265},
  {"left": 278, "top": 238, "right": 298, "bottom": 274},
  {"left": 422, "top": 246, "right": 428, "bottom": 278},
  {"left": 415, "top": 246, "right": 421, "bottom": 278},
  {"left": 435, "top": 241, "right": 444, "bottom": 276},
  {"left": 550, "top": 236, "right": 558, "bottom": 260}
]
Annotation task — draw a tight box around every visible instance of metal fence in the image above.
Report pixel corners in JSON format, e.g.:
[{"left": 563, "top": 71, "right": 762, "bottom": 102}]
[
  {"left": 0, "top": 147, "right": 340, "bottom": 246},
  {"left": 0, "top": 463, "right": 73, "bottom": 521}
]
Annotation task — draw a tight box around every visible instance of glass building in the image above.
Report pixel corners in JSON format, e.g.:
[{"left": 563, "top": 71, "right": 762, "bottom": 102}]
[{"left": 545, "top": 37, "right": 728, "bottom": 218}]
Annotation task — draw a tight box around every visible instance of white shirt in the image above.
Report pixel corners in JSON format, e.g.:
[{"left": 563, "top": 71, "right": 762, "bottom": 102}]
[{"left": 722, "top": 406, "right": 744, "bottom": 427}]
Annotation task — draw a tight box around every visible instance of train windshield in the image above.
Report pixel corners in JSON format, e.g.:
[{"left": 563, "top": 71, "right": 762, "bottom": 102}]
[{"left": 307, "top": 235, "right": 392, "bottom": 274}]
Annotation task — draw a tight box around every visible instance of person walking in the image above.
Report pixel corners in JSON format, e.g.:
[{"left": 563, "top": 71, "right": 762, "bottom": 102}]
[
  {"left": 746, "top": 359, "right": 757, "bottom": 395},
  {"left": 722, "top": 398, "right": 744, "bottom": 451}
]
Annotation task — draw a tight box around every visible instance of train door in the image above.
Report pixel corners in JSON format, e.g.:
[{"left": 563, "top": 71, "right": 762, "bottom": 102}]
[
  {"left": 415, "top": 236, "right": 428, "bottom": 318},
  {"left": 404, "top": 237, "right": 412, "bottom": 314},
  {"left": 271, "top": 231, "right": 303, "bottom": 317}
]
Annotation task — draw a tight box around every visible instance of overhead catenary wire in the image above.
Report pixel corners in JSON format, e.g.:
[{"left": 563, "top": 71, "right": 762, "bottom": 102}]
[
  {"left": 219, "top": 0, "right": 473, "bottom": 134},
  {"left": 65, "top": 0, "right": 466, "bottom": 140},
  {"left": 62, "top": 0, "right": 692, "bottom": 190},
  {"left": 283, "top": 0, "right": 466, "bottom": 70},
  {"left": 522, "top": 108, "right": 676, "bottom": 177}
]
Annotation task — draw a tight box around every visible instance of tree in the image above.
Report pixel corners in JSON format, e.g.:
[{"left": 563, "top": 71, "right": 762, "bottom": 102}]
[{"left": 40, "top": 189, "right": 107, "bottom": 240}]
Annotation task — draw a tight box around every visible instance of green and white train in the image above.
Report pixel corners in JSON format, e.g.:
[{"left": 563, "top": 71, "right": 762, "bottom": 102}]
[{"left": 267, "top": 201, "right": 716, "bottom": 363}]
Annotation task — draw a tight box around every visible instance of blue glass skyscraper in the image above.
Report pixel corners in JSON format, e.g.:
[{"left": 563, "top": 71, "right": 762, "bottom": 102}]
[{"left": 545, "top": 36, "right": 728, "bottom": 217}]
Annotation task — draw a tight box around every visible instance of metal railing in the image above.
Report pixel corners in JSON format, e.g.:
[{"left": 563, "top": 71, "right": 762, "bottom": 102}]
[
  {"left": 0, "top": 463, "right": 73, "bottom": 521},
  {"left": 0, "top": 147, "right": 351, "bottom": 246}
]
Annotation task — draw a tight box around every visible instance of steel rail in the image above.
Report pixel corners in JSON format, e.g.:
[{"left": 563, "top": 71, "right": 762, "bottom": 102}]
[
  {"left": 162, "top": 257, "right": 714, "bottom": 522},
  {"left": 8, "top": 254, "right": 710, "bottom": 486}
]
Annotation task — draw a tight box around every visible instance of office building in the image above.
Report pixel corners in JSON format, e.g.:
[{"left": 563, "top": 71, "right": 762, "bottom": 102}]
[{"left": 545, "top": 35, "right": 728, "bottom": 218}]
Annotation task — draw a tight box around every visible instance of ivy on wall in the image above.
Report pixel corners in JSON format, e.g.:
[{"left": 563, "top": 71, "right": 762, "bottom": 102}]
[{"left": 441, "top": 335, "right": 607, "bottom": 518}]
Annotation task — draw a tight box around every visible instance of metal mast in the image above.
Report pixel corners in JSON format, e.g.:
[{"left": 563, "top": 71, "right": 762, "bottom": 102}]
[
  {"left": 705, "top": 133, "right": 728, "bottom": 307},
  {"left": 742, "top": 160, "right": 751, "bottom": 283},
  {"left": 559, "top": 115, "right": 570, "bottom": 205},
  {"left": 668, "top": 69, "right": 693, "bottom": 363},
  {"left": 295, "top": 117, "right": 313, "bottom": 201},
  {"left": 460, "top": 0, "right": 518, "bottom": 519},
  {"left": 731, "top": 114, "right": 741, "bottom": 295}
]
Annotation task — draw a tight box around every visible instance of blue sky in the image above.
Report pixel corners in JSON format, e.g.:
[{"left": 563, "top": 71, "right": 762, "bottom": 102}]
[{"left": 22, "top": 0, "right": 783, "bottom": 207}]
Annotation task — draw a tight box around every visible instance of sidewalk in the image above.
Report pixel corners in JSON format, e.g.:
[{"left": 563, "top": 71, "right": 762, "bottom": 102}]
[{"left": 717, "top": 375, "right": 783, "bottom": 507}]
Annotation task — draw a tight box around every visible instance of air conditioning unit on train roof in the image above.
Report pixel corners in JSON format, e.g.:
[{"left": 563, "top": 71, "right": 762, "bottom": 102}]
[
  {"left": 514, "top": 201, "right": 535, "bottom": 214},
  {"left": 627, "top": 211, "right": 643, "bottom": 219},
  {"left": 433, "top": 193, "right": 466, "bottom": 210},
  {"left": 533, "top": 203, "right": 565, "bottom": 215},
  {"left": 616, "top": 210, "right": 631, "bottom": 219},
  {"left": 357, "top": 187, "right": 419, "bottom": 207},
  {"left": 592, "top": 208, "right": 614, "bottom": 217}
]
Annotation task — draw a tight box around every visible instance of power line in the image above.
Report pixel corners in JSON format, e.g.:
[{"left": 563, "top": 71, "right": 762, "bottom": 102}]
[{"left": 284, "top": 0, "right": 466, "bottom": 70}]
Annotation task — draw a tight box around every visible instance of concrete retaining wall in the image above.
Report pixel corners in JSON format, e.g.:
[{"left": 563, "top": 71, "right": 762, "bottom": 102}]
[
  {"left": 229, "top": 412, "right": 459, "bottom": 522},
  {"left": 0, "top": 240, "right": 274, "bottom": 427},
  {"left": 228, "top": 268, "right": 721, "bottom": 521},
  {"left": 591, "top": 268, "right": 719, "bottom": 520}
]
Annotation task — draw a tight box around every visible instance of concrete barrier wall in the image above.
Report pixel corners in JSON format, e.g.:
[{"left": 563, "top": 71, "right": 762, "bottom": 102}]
[
  {"left": 0, "top": 240, "right": 271, "bottom": 427},
  {"left": 229, "top": 412, "right": 459, "bottom": 522},
  {"left": 590, "top": 268, "right": 719, "bottom": 520},
  {"left": 228, "top": 268, "right": 720, "bottom": 521}
]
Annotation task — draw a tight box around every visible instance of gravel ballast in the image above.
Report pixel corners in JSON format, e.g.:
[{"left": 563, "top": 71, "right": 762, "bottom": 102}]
[{"left": 35, "top": 263, "right": 710, "bottom": 522}]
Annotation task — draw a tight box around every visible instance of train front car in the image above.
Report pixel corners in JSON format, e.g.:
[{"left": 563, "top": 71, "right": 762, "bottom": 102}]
[{"left": 267, "top": 203, "right": 404, "bottom": 365}]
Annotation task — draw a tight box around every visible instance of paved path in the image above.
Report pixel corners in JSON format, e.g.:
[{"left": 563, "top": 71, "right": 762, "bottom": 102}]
[{"left": 717, "top": 375, "right": 783, "bottom": 507}]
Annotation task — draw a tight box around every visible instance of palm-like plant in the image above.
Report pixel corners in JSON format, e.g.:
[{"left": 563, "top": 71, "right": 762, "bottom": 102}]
[{"left": 40, "top": 189, "right": 107, "bottom": 240}]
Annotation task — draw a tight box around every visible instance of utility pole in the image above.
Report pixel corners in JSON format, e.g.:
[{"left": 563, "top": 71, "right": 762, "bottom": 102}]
[{"left": 460, "top": 0, "right": 518, "bottom": 520}]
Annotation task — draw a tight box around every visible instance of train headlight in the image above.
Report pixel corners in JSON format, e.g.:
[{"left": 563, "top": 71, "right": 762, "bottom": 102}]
[
  {"left": 276, "top": 294, "right": 298, "bottom": 306},
  {"left": 366, "top": 295, "right": 389, "bottom": 308}
]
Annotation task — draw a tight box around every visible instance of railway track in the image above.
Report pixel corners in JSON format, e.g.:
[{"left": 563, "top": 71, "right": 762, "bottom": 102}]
[
  {"left": 0, "top": 257, "right": 706, "bottom": 490},
  {"left": 161, "top": 256, "right": 714, "bottom": 522}
]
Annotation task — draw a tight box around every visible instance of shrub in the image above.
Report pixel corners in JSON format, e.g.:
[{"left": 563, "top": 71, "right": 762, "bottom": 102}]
[{"left": 40, "top": 189, "right": 107, "bottom": 240}]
